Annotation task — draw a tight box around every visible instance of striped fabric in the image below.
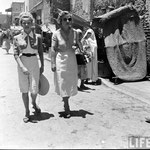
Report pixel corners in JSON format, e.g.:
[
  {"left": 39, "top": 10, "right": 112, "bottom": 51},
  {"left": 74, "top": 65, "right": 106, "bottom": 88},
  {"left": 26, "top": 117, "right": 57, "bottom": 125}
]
[
  {"left": 141, "top": 12, "right": 150, "bottom": 60},
  {"left": 141, "top": 13, "right": 150, "bottom": 39}
]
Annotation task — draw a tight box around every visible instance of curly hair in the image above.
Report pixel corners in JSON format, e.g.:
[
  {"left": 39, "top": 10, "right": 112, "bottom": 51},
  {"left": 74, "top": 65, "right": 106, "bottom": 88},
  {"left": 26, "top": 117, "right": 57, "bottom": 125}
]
[
  {"left": 57, "top": 11, "right": 72, "bottom": 25},
  {"left": 19, "top": 12, "right": 34, "bottom": 26}
]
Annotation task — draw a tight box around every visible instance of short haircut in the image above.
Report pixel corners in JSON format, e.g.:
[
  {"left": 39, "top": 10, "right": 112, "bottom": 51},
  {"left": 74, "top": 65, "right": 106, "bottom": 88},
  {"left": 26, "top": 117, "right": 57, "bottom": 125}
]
[{"left": 19, "top": 12, "right": 34, "bottom": 26}]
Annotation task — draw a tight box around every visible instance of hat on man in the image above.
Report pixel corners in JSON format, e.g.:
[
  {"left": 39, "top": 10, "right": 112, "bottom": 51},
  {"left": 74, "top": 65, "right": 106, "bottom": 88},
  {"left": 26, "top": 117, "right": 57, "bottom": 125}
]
[
  {"left": 108, "top": 5, "right": 115, "bottom": 10},
  {"left": 38, "top": 74, "right": 50, "bottom": 96},
  {"left": 101, "top": 7, "right": 106, "bottom": 10}
]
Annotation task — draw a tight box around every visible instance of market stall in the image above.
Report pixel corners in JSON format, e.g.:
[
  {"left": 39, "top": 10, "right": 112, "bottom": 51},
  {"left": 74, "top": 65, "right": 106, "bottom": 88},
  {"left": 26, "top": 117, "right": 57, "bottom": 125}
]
[{"left": 92, "top": 5, "right": 146, "bottom": 81}]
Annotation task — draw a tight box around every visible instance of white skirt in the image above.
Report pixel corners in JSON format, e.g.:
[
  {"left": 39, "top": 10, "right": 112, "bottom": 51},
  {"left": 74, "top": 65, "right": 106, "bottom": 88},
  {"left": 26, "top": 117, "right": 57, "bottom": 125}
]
[
  {"left": 54, "top": 51, "right": 78, "bottom": 97},
  {"left": 18, "top": 55, "right": 40, "bottom": 94}
]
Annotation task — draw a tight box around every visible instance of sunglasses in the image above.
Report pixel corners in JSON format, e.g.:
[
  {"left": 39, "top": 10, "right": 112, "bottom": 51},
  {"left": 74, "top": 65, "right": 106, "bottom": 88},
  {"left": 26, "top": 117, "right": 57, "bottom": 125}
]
[
  {"left": 22, "top": 21, "right": 32, "bottom": 25},
  {"left": 63, "top": 18, "right": 72, "bottom": 22}
]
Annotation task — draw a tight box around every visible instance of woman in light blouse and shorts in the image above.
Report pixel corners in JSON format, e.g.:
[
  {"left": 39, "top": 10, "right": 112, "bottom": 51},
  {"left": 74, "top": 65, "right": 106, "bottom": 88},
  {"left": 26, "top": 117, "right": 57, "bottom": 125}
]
[{"left": 13, "top": 12, "right": 44, "bottom": 123}]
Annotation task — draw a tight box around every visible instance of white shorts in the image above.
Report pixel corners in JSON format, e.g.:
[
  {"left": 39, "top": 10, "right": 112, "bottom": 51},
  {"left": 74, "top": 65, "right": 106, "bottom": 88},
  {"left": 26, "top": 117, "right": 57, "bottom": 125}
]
[{"left": 18, "top": 55, "right": 40, "bottom": 94}]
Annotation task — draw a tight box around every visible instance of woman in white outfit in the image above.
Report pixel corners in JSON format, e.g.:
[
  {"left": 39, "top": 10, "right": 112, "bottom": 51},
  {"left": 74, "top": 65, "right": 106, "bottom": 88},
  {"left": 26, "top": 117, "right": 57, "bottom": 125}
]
[
  {"left": 51, "top": 11, "right": 83, "bottom": 118},
  {"left": 82, "top": 28, "right": 98, "bottom": 84}
]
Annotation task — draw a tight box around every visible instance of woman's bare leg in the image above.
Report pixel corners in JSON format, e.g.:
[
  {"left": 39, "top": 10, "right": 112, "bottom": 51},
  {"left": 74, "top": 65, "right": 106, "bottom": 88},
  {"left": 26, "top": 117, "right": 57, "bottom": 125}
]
[{"left": 31, "top": 93, "right": 41, "bottom": 113}]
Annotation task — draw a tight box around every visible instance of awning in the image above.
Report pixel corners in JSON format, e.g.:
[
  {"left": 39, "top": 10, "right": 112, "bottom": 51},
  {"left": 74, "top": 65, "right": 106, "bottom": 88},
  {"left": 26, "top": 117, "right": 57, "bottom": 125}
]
[
  {"left": 5, "top": 7, "right": 12, "bottom": 12},
  {"left": 72, "top": 13, "right": 90, "bottom": 27},
  {"left": 92, "top": 5, "right": 139, "bottom": 28},
  {"left": 30, "top": 1, "right": 43, "bottom": 13}
]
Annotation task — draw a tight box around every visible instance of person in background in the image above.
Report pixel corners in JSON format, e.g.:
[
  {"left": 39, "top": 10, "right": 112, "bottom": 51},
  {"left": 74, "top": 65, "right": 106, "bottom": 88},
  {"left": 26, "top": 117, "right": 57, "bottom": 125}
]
[
  {"left": 34, "top": 16, "right": 42, "bottom": 35},
  {"left": 106, "top": 5, "right": 115, "bottom": 13},
  {"left": 82, "top": 28, "right": 99, "bottom": 85},
  {"left": 75, "top": 29, "right": 88, "bottom": 90},
  {"left": 42, "top": 24, "right": 53, "bottom": 53},
  {"left": 13, "top": 12, "right": 44, "bottom": 123},
  {"left": 51, "top": 11, "right": 83, "bottom": 118},
  {"left": 101, "top": 7, "right": 107, "bottom": 15},
  {"left": 2, "top": 28, "right": 11, "bottom": 54},
  {"left": 10, "top": 17, "right": 23, "bottom": 39},
  {"left": 0, "top": 29, "right": 3, "bottom": 46}
]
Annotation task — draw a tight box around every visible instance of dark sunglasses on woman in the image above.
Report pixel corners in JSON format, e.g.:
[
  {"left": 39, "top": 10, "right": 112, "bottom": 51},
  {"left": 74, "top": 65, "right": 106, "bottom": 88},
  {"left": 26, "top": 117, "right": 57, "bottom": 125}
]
[{"left": 63, "top": 18, "right": 72, "bottom": 22}]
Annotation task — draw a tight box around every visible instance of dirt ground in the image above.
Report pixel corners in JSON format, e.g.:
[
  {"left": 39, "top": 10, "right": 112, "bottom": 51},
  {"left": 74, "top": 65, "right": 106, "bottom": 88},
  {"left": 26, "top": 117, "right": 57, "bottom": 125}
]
[{"left": 1, "top": 49, "right": 150, "bottom": 149}]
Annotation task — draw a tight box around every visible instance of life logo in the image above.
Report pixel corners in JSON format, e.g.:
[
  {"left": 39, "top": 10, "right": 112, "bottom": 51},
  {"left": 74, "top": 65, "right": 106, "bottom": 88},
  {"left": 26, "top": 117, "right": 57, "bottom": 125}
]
[{"left": 128, "top": 136, "right": 150, "bottom": 149}]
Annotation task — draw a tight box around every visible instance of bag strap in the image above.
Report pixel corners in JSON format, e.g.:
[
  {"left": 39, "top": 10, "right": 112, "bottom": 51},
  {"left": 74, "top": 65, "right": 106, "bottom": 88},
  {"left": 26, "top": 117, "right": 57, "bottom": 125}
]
[{"left": 73, "top": 29, "right": 77, "bottom": 45}]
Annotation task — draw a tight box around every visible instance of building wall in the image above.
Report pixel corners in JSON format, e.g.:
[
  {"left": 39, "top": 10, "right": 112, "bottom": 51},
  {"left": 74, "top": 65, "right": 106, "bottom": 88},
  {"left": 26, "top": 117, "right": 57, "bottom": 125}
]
[
  {"left": 146, "top": 0, "right": 150, "bottom": 13},
  {"left": 0, "top": 14, "right": 11, "bottom": 29},
  {"left": 28, "top": 0, "right": 42, "bottom": 11},
  {"left": 54, "top": 0, "right": 70, "bottom": 11},
  {"left": 70, "top": 0, "right": 92, "bottom": 21},
  {"left": 24, "top": 0, "right": 29, "bottom": 12},
  {"left": 25, "top": 0, "right": 93, "bottom": 24},
  {"left": 42, "top": 0, "right": 51, "bottom": 24},
  {"left": 11, "top": 2, "right": 25, "bottom": 24}
]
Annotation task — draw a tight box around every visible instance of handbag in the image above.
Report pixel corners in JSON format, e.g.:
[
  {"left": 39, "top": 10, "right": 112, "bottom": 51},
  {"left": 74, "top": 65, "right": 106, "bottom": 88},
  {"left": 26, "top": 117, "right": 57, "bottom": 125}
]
[
  {"left": 76, "top": 53, "right": 87, "bottom": 65},
  {"left": 74, "top": 30, "right": 87, "bottom": 65}
]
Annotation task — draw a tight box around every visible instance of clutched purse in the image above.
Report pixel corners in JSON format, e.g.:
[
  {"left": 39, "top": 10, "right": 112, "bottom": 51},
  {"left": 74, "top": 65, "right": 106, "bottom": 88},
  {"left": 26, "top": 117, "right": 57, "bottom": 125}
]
[
  {"left": 76, "top": 53, "right": 87, "bottom": 65},
  {"left": 73, "top": 29, "right": 87, "bottom": 65}
]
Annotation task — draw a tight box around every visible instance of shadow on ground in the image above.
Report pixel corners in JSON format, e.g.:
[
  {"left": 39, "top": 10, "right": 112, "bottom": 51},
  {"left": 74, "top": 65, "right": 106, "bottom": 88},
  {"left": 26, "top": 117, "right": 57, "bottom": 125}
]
[
  {"left": 58, "top": 109, "right": 94, "bottom": 119},
  {"left": 29, "top": 112, "right": 54, "bottom": 123}
]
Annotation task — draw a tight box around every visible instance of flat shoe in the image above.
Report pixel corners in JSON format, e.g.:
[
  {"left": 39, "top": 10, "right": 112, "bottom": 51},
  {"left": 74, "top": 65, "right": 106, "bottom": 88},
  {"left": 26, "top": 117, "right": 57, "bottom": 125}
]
[
  {"left": 80, "top": 85, "right": 89, "bottom": 90},
  {"left": 63, "top": 112, "right": 71, "bottom": 118},
  {"left": 23, "top": 116, "right": 30, "bottom": 123},
  {"left": 78, "top": 86, "right": 83, "bottom": 91},
  {"left": 32, "top": 104, "right": 41, "bottom": 114}
]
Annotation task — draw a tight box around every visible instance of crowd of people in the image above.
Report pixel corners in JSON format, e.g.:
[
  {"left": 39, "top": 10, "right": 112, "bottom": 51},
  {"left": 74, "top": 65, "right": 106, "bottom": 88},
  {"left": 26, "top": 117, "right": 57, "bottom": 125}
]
[{"left": 0, "top": 15, "right": 52, "bottom": 55}]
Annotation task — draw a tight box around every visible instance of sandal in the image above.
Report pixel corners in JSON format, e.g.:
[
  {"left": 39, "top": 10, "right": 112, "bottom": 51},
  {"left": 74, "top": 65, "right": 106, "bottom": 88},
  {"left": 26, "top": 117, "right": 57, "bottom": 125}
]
[
  {"left": 32, "top": 104, "right": 41, "bottom": 114},
  {"left": 23, "top": 111, "right": 30, "bottom": 123},
  {"left": 23, "top": 116, "right": 30, "bottom": 123},
  {"left": 64, "top": 113, "right": 71, "bottom": 118},
  {"left": 64, "top": 102, "right": 71, "bottom": 118},
  {"left": 80, "top": 85, "right": 89, "bottom": 90}
]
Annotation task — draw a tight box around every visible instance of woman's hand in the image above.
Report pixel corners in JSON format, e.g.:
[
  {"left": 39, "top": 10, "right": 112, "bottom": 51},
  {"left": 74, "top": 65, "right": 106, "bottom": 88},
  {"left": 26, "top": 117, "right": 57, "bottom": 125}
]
[
  {"left": 72, "top": 45, "right": 78, "bottom": 51},
  {"left": 21, "top": 67, "right": 30, "bottom": 75},
  {"left": 40, "top": 65, "right": 44, "bottom": 75},
  {"left": 51, "top": 64, "right": 56, "bottom": 72}
]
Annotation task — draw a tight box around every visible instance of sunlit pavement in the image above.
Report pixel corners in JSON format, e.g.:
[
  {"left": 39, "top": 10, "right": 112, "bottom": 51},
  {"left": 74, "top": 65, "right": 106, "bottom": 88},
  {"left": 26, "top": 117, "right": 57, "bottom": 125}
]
[{"left": 1, "top": 46, "right": 150, "bottom": 149}]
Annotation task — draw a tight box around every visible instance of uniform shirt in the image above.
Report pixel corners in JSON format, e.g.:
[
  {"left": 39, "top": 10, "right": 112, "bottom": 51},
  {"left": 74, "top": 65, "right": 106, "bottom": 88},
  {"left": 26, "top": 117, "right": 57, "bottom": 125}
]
[
  {"left": 21, "top": 31, "right": 38, "bottom": 54},
  {"left": 13, "top": 30, "right": 42, "bottom": 56}
]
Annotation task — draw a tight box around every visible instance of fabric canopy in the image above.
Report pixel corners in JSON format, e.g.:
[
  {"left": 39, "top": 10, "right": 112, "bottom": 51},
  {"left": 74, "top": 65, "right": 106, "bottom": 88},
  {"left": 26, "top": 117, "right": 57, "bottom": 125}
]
[
  {"left": 92, "top": 5, "right": 147, "bottom": 81},
  {"left": 5, "top": 7, "right": 12, "bottom": 12},
  {"left": 72, "top": 13, "right": 90, "bottom": 27}
]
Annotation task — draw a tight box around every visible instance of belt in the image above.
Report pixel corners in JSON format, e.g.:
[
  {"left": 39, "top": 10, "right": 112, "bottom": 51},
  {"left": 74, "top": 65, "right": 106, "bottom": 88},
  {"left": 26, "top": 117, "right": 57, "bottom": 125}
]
[{"left": 22, "top": 53, "right": 36, "bottom": 57}]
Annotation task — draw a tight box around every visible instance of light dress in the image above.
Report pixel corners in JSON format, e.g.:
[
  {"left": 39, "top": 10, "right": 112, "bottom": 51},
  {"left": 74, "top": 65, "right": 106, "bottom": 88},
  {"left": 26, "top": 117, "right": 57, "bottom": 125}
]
[
  {"left": 52, "top": 28, "right": 78, "bottom": 97},
  {"left": 82, "top": 29, "right": 98, "bottom": 82}
]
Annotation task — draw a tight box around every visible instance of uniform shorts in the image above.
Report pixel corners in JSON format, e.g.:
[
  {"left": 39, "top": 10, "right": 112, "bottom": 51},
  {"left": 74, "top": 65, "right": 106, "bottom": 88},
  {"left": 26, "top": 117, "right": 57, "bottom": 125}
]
[{"left": 18, "top": 55, "right": 40, "bottom": 94}]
